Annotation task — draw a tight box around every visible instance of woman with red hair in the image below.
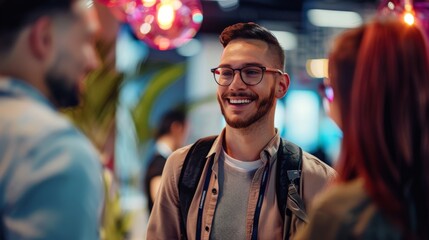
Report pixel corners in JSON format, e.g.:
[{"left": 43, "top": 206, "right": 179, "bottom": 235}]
[{"left": 296, "top": 16, "right": 429, "bottom": 239}]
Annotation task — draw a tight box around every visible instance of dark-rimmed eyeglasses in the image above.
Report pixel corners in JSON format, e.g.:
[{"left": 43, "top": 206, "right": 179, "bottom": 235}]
[
  {"left": 318, "top": 82, "right": 334, "bottom": 103},
  {"left": 210, "top": 66, "right": 284, "bottom": 86}
]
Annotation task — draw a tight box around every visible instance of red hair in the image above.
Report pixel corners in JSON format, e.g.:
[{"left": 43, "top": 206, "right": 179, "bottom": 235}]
[{"left": 330, "top": 18, "right": 429, "bottom": 239}]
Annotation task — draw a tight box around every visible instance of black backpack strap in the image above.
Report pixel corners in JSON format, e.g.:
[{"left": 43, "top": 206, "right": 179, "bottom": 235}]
[
  {"left": 276, "top": 138, "right": 308, "bottom": 240},
  {"left": 178, "top": 136, "right": 217, "bottom": 240},
  {"left": 276, "top": 138, "right": 302, "bottom": 219}
]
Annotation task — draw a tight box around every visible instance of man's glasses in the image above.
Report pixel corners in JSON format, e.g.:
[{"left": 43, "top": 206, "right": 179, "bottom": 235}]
[
  {"left": 318, "top": 83, "right": 334, "bottom": 103},
  {"left": 211, "top": 66, "right": 284, "bottom": 86}
]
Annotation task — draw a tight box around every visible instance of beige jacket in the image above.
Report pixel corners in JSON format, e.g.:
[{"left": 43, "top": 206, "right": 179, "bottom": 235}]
[{"left": 147, "top": 130, "right": 336, "bottom": 240}]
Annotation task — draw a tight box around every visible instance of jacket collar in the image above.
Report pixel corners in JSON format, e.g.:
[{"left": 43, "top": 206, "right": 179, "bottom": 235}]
[
  {"left": 207, "top": 128, "right": 281, "bottom": 165},
  {"left": 0, "top": 77, "right": 54, "bottom": 110}
]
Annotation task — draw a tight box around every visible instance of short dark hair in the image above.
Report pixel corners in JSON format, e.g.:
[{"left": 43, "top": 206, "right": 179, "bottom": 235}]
[
  {"left": 155, "top": 109, "right": 186, "bottom": 139},
  {"left": 0, "top": 0, "right": 75, "bottom": 53},
  {"left": 219, "top": 22, "right": 285, "bottom": 69}
]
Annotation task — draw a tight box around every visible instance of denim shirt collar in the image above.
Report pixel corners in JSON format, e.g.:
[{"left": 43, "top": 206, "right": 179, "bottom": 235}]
[{"left": 0, "top": 77, "right": 54, "bottom": 110}]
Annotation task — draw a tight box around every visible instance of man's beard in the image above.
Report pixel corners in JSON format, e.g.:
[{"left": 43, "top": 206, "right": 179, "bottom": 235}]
[
  {"left": 218, "top": 86, "right": 276, "bottom": 129},
  {"left": 45, "top": 71, "right": 79, "bottom": 108}
]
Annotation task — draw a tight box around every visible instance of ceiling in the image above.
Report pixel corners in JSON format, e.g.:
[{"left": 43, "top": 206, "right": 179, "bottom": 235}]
[{"left": 199, "top": 0, "right": 380, "bottom": 34}]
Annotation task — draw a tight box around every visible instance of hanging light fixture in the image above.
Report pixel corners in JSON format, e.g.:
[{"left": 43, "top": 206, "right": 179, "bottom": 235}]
[
  {"left": 96, "top": 0, "right": 203, "bottom": 50},
  {"left": 403, "top": 0, "right": 415, "bottom": 25},
  {"left": 126, "top": 0, "right": 203, "bottom": 51},
  {"left": 378, "top": 0, "right": 416, "bottom": 25},
  {"left": 378, "top": 0, "right": 429, "bottom": 35}
]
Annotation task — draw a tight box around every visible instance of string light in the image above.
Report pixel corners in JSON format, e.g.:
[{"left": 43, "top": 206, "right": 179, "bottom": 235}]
[
  {"left": 403, "top": 11, "right": 415, "bottom": 25},
  {"left": 378, "top": 0, "right": 417, "bottom": 26},
  {"left": 403, "top": 0, "right": 415, "bottom": 25},
  {"left": 157, "top": 2, "right": 175, "bottom": 30}
]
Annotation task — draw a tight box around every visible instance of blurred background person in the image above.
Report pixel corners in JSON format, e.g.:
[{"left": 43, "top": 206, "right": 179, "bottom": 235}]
[
  {"left": 144, "top": 108, "right": 188, "bottom": 213},
  {"left": 0, "top": 0, "right": 103, "bottom": 239},
  {"left": 295, "top": 16, "right": 429, "bottom": 239}
]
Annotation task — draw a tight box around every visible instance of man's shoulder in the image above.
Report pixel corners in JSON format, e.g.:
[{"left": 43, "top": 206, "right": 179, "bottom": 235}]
[
  {"left": 163, "top": 136, "right": 219, "bottom": 185},
  {"left": 299, "top": 151, "right": 337, "bottom": 206},
  {"left": 171, "top": 143, "right": 194, "bottom": 162},
  {"left": 1, "top": 96, "right": 74, "bottom": 136},
  {"left": 162, "top": 144, "right": 194, "bottom": 181},
  {"left": 0, "top": 96, "right": 98, "bottom": 160},
  {"left": 26, "top": 110, "right": 96, "bottom": 162},
  {"left": 301, "top": 151, "right": 337, "bottom": 180}
]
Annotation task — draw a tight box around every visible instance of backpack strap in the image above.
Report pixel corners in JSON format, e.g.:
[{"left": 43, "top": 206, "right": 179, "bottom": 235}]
[
  {"left": 276, "top": 138, "right": 308, "bottom": 240},
  {"left": 178, "top": 136, "right": 307, "bottom": 240},
  {"left": 178, "top": 136, "right": 217, "bottom": 240}
]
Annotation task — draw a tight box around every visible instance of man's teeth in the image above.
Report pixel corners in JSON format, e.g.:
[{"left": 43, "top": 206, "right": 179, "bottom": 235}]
[{"left": 230, "top": 99, "right": 251, "bottom": 104}]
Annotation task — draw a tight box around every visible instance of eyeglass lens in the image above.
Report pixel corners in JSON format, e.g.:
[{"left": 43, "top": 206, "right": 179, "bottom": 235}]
[
  {"left": 213, "top": 66, "right": 264, "bottom": 86},
  {"left": 319, "top": 83, "right": 334, "bottom": 102}
]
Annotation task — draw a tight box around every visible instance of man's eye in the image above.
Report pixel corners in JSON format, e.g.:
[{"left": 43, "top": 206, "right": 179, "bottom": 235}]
[
  {"left": 244, "top": 68, "right": 261, "bottom": 76},
  {"left": 220, "top": 70, "right": 233, "bottom": 77}
]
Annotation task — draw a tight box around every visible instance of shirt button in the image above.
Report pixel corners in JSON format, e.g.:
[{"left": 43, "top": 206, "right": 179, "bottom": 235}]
[
  {"left": 205, "top": 226, "right": 210, "bottom": 232},
  {"left": 212, "top": 188, "right": 217, "bottom": 195}
]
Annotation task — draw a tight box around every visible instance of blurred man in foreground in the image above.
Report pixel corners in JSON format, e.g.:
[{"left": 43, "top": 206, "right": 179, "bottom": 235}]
[{"left": 0, "top": 0, "right": 103, "bottom": 239}]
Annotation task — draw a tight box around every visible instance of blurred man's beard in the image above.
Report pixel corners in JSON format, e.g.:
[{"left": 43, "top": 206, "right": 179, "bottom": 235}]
[
  {"left": 46, "top": 73, "right": 79, "bottom": 108},
  {"left": 219, "top": 86, "right": 276, "bottom": 129}
]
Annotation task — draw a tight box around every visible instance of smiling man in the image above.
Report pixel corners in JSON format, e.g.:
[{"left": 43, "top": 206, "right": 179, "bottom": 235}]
[{"left": 147, "top": 22, "right": 336, "bottom": 240}]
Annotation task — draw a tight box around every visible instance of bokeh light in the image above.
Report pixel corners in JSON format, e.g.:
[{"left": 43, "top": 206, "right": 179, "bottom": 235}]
[
  {"left": 378, "top": 0, "right": 429, "bottom": 34},
  {"left": 378, "top": 0, "right": 404, "bottom": 16},
  {"left": 404, "top": 11, "right": 415, "bottom": 25},
  {"left": 126, "top": 0, "right": 203, "bottom": 50}
]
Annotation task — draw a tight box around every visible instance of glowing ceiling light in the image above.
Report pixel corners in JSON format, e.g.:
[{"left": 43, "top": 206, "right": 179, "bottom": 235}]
[
  {"left": 308, "top": 9, "right": 362, "bottom": 28},
  {"left": 271, "top": 30, "right": 298, "bottom": 50},
  {"left": 306, "top": 59, "right": 329, "bottom": 78},
  {"left": 217, "top": 0, "right": 239, "bottom": 10},
  {"left": 173, "top": 0, "right": 183, "bottom": 9},
  {"left": 192, "top": 10, "right": 203, "bottom": 23},
  {"left": 127, "top": 0, "right": 204, "bottom": 50},
  {"left": 142, "top": 0, "right": 156, "bottom": 7},
  {"left": 155, "top": 37, "right": 171, "bottom": 50},
  {"left": 404, "top": 0, "right": 413, "bottom": 11},
  {"left": 140, "top": 22, "right": 152, "bottom": 34},
  {"left": 157, "top": 3, "right": 175, "bottom": 30},
  {"left": 144, "top": 14, "right": 155, "bottom": 23},
  {"left": 403, "top": 12, "right": 415, "bottom": 25},
  {"left": 403, "top": 0, "right": 415, "bottom": 26}
]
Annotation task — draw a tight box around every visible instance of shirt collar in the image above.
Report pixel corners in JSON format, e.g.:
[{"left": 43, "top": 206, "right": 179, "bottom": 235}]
[
  {"left": 207, "top": 128, "right": 226, "bottom": 159},
  {"left": 209, "top": 128, "right": 281, "bottom": 163},
  {"left": 156, "top": 141, "right": 173, "bottom": 159},
  {"left": 264, "top": 130, "right": 280, "bottom": 160},
  {"left": 0, "top": 77, "right": 54, "bottom": 109}
]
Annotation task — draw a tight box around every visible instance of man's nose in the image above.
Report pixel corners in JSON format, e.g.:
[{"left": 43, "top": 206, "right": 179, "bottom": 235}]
[{"left": 229, "top": 70, "right": 247, "bottom": 89}]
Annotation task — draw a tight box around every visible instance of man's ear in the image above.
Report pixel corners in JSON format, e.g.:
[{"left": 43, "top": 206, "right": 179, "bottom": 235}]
[
  {"left": 28, "top": 16, "right": 54, "bottom": 61},
  {"left": 276, "top": 73, "right": 290, "bottom": 98}
]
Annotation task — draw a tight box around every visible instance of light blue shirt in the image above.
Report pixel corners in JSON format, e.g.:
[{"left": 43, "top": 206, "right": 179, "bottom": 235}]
[{"left": 0, "top": 78, "right": 103, "bottom": 240}]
